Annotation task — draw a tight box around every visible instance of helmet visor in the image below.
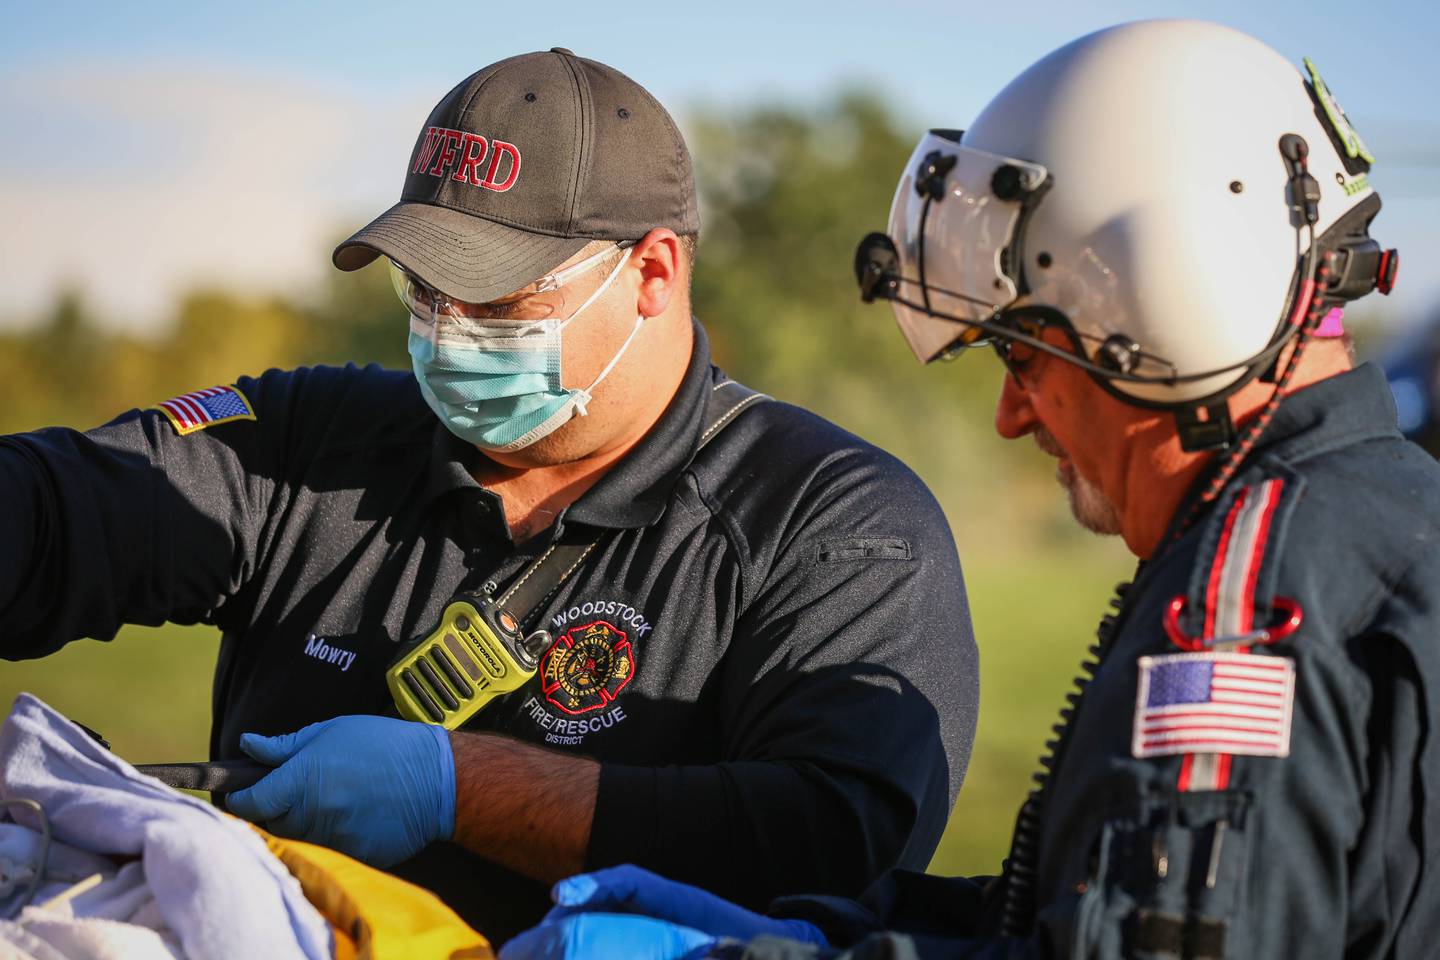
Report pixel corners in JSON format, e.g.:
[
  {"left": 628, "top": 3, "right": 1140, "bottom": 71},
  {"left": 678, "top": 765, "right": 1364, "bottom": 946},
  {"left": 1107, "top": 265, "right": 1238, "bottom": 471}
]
[{"left": 888, "top": 131, "right": 1049, "bottom": 363}]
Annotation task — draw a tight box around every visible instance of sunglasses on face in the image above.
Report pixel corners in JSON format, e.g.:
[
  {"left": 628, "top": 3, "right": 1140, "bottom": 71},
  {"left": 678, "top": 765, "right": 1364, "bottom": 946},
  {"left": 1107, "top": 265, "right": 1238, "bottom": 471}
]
[{"left": 990, "top": 314, "right": 1063, "bottom": 384}]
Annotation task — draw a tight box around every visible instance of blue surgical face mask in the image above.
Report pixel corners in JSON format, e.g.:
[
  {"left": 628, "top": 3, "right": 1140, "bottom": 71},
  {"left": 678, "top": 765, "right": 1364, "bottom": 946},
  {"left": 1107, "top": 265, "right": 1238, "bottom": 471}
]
[{"left": 403, "top": 250, "right": 644, "bottom": 452}]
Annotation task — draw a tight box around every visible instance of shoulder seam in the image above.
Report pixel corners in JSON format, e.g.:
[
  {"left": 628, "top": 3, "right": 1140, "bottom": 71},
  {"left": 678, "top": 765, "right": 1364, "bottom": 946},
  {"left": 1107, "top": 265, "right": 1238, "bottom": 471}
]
[{"left": 688, "top": 471, "right": 755, "bottom": 612}]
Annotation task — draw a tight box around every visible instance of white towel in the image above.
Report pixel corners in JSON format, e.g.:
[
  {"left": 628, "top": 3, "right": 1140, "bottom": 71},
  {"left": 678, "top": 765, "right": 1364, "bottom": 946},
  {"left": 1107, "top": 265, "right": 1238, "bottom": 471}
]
[
  {"left": 0, "top": 694, "right": 331, "bottom": 960},
  {"left": 2, "top": 825, "right": 182, "bottom": 958}
]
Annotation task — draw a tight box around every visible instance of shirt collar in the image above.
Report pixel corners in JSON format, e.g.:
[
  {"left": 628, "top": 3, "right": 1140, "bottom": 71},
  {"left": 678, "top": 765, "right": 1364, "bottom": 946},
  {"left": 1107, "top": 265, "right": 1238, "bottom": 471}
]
[
  {"left": 1159, "top": 362, "right": 1401, "bottom": 545},
  {"left": 1241, "top": 361, "right": 1401, "bottom": 464},
  {"left": 422, "top": 418, "right": 489, "bottom": 506},
  {"left": 420, "top": 317, "right": 717, "bottom": 530}
]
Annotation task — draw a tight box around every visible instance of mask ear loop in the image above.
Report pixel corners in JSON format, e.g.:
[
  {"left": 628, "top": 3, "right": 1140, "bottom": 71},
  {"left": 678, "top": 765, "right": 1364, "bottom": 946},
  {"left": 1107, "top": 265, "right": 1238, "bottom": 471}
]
[
  {"left": 557, "top": 247, "right": 644, "bottom": 416},
  {"left": 559, "top": 248, "right": 633, "bottom": 332},
  {"left": 571, "top": 314, "right": 647, "bottom": 417}
]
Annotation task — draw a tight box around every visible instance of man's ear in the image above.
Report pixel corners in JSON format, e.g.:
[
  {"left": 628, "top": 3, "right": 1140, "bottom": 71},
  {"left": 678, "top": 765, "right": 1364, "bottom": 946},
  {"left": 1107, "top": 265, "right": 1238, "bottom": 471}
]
[{"left": 630, "top": 228, "right": 680, "bottom": 318}]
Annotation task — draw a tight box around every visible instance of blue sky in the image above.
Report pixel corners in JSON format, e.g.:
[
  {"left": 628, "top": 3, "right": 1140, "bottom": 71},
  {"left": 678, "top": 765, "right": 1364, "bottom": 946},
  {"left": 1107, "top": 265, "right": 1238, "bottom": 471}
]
[{"left": 3, "top": 0, "right": 1437, "bottom": 330}]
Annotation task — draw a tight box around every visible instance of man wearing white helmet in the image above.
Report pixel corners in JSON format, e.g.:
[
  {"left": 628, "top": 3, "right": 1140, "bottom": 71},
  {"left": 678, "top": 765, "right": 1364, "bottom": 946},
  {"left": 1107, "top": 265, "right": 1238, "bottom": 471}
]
[{"left": 498, "top": 20, "right": 1440, "bottom": 960}]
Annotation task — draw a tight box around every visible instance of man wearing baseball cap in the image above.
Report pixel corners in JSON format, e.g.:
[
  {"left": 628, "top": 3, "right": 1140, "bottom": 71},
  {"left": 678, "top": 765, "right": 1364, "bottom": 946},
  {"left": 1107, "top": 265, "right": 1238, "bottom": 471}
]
[{"left": 0, "top": 50, "right": 977, "bottom": 942}]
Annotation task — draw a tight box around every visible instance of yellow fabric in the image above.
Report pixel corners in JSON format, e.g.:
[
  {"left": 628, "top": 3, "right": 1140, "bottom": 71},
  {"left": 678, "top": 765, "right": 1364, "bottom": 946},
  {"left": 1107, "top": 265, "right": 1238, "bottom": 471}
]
[{"left": 252, "top": 827, "right": 494, "bottom": 960}]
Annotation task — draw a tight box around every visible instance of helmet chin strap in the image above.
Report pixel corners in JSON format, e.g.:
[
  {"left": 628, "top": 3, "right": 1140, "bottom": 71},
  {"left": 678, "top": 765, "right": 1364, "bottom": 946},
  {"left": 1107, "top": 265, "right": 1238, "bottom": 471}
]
[{"left": 1173, "top": 403, "right": 1238, "bottom": 454}]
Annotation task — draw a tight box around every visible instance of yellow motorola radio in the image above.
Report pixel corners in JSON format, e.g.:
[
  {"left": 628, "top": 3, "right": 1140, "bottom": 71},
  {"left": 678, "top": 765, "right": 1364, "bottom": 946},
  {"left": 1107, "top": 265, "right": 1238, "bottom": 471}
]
[{"left": 386, "top": 594, "right": 551, "bottom": 729}]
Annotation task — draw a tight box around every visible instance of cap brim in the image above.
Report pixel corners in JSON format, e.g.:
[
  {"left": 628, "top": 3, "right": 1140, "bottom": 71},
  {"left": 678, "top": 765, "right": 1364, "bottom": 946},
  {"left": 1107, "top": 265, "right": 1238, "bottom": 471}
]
[{"left": 332, "top": 201, "right": 590, "bottom": 303}]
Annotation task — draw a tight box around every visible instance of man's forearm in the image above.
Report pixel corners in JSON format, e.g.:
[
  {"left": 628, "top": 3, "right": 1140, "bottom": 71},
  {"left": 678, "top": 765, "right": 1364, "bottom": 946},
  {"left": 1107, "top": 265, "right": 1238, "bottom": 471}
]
[{"left": 449, "top": 730, "right": 599, "bottom": 883}]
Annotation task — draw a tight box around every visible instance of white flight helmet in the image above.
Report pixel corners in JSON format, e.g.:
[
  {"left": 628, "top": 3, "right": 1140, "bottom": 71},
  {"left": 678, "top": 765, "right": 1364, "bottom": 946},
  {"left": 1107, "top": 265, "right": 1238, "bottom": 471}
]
[{"left": 861, "top": 20, "right": 1394, "bottom": 443}]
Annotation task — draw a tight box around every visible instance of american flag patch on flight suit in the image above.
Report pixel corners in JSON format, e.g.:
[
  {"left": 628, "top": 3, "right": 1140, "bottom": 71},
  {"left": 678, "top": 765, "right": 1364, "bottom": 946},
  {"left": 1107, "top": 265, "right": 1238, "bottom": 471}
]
[
  {"left": 154, "top": 385, "right": 256, "bottom": 436},
  {"left": 1133, "top": 651, "right": 1295, "bottom": 759}
]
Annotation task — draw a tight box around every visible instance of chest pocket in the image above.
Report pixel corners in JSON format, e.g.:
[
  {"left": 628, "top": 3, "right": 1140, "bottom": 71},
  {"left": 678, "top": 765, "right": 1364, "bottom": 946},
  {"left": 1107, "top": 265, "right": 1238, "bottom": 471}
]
[{"left": 1066, "top": 789, "right": 1252, "bottom": 960}]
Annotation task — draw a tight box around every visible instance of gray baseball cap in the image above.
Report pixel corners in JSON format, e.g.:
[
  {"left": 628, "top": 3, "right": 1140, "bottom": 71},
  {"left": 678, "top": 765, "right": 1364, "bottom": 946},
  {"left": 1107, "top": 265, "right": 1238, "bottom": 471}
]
[{"left": 333, "top": 48, "right": 699, "bottom": 302}]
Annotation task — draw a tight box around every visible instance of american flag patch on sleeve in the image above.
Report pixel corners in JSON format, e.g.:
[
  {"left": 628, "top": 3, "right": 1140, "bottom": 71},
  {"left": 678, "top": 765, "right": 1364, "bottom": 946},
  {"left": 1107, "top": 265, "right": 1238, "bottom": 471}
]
[
  {"left": 1132, "top": 652, "right": 1294, "bottom": 759},
  {"left": 154, "top": 385, "right": 256, "bottom": 436}
]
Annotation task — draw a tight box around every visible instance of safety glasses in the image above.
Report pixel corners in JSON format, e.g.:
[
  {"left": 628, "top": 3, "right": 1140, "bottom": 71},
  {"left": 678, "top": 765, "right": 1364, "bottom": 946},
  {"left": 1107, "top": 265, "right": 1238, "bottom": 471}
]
[
  {"left": 986, "top": 310, "right": 1145, "bottom": 387},
  {"left": 390, "top": 242, "right": 632, "bottom": 324},
  {"left": 990, "top": 314, "right": 1053, "bottom": 383}
]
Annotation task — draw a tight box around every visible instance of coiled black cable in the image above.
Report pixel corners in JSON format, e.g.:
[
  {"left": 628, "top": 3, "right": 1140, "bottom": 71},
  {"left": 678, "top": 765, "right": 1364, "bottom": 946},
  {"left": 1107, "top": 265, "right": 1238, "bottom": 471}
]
[{"left": 998, "top": 580, "right": 1133, "bottom": 937}]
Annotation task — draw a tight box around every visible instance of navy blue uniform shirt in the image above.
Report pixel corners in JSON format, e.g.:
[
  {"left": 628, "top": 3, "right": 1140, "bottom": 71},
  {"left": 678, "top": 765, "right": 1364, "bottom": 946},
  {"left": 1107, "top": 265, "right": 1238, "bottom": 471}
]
[
  {"left": 0, "top": 320, "right": 978, "bottom": 943},
  {"left": 761, "top": 364, "right": 1440, "bottom": 959}
]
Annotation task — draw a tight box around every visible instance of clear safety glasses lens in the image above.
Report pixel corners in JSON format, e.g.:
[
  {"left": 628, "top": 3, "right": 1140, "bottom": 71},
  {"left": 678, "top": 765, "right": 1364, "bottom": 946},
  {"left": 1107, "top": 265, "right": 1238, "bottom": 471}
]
[
  {"left": 990, "top": 313, "right": 1056, "bottom": 381},
  {"left": 887, "top": 131, "right": 1049, "bottom": 363},
  {"left": 388, "top": 242, "right": 628, "bottom": 324}
]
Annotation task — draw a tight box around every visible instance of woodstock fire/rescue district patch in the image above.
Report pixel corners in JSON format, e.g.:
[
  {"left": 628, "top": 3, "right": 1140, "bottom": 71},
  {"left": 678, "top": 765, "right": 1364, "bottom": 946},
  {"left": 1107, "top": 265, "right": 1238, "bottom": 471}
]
[
  {"left": 154, "top": 385, "right": 256, "bottom": 436},
  {"left": 520, "top": 598, "right": 649, "bottom": 746},
  {"left": 541, "top": 620, "right": 635, "bottom": 716}
]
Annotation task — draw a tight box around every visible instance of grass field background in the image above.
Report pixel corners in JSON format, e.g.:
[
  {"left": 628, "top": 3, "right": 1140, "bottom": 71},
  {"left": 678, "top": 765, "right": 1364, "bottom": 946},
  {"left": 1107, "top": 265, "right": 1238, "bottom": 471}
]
[{"left": 0, "top": 542, "right": 1131, "bottom": 878}]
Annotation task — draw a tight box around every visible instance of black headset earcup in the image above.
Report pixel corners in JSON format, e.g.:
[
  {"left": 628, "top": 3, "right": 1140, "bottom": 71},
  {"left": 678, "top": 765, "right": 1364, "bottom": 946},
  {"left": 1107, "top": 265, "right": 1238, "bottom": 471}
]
[{"left": 1096, "top": 334, "right": 1141, "bottom": 374}]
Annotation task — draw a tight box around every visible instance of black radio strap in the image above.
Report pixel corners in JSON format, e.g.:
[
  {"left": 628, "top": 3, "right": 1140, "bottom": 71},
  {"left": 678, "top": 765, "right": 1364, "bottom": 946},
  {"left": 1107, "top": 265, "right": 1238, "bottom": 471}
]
[{"left": 497, "top": 379, "right": 768, "bottom": 626}]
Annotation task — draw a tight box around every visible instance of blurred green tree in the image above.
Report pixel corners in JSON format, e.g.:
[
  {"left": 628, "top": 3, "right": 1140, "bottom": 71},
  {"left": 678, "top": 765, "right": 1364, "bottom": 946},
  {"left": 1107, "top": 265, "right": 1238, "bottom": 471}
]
[
  {"left": 305, "top": 258, "right": 410, "bottom": 370},
  {"left": 0, "top": 288, "right": 107, "bottom": 433},
  {"left": 688, "top": 93, "right": 1087, "bottom": 558}
]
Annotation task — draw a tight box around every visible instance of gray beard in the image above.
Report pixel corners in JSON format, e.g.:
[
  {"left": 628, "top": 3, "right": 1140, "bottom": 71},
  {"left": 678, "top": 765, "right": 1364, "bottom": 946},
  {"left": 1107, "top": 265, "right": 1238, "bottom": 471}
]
[{"left": 1034, "top": 429, "right": 1123, "bottom": 536}]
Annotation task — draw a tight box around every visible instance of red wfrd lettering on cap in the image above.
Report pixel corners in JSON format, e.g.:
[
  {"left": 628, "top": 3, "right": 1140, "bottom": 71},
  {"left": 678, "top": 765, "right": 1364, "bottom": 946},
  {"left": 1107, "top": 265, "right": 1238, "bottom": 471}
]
[
  {"left": 428, "top": 129, "right": 464, "bottom": 176},
  {"left": 481, "top": 140, "right": 521, "bottom": 192},
  {"left": 412, "top": 127, "right": 445, "bottom": 174},
  {"left": 409, "top": 125, "right": 523, "bottom": 193},
  {"left": 452, "top": 133, "right": 489, "bottom": 184}
]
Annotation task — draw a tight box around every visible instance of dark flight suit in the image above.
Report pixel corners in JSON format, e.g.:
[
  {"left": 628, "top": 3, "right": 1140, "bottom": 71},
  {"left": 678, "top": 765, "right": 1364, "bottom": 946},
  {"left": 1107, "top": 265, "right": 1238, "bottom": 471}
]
[{"left": 748, "top": 364, "right": 1440, "bottom": 959}]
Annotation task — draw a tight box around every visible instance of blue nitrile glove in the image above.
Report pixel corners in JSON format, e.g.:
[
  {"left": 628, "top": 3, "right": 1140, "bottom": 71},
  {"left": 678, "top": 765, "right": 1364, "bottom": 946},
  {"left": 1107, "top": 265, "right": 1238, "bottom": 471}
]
[
  {"left": 225, "top": 715, "right": 455, "bottom": 868},
  {"left": 500, "top": 913, "right": 716, "bottom": 960},
  {"left": 544, "top": 865, "right": 828, "bottom": 946}
]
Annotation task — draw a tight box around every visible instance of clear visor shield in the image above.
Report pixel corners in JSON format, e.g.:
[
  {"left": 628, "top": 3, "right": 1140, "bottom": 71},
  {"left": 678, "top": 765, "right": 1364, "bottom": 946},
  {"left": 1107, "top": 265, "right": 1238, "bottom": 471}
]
[{"left": 888, "top": 132, "right": 1049, "bottom": 363}]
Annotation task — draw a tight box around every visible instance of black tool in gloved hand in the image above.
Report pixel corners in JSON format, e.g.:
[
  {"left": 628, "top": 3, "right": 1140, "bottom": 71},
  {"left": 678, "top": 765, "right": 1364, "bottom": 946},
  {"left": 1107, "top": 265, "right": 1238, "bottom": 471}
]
[
  {"left": 72, "top": 721, "right": 274, "bottom": 794},
  {"left": 135, "top": 760, "right": 273, "bottom": 794}
]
